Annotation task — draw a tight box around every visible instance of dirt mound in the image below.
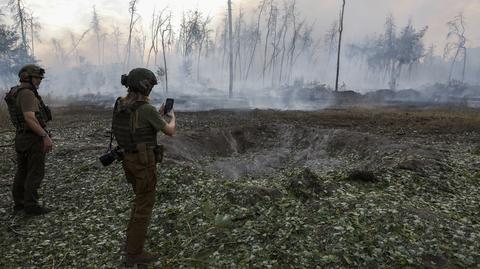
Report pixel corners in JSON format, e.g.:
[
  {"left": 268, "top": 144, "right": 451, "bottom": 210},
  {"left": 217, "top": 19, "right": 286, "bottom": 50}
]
[{"left": 287, "top": 168, "right": 331, "bottom": 200}]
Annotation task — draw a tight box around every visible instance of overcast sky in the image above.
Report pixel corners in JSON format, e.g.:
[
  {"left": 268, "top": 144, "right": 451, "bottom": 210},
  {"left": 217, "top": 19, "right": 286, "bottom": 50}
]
[{"left": 2, "top": 0, "right": 480, "bottom": 62}]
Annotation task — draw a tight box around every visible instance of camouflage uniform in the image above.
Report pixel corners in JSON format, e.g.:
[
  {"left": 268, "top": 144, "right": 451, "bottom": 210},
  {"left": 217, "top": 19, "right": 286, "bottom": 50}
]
[
  {"left": 112, "top": 68, "right": 166, "bottom": 264},
  {"left": 4, "top": 64, "right": 52, "bottom": 212}
]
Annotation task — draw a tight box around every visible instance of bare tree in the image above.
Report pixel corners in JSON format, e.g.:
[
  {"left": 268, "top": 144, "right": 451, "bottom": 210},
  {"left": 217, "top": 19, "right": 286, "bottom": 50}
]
[
  {"left": 424, "top": 44, "right": 435, "bottom": 66},
  {"left": 69, "top": 32, "right": 79, "bottom": 64},
  {"left": 178, "top": 10, "right": 203, "bottom": 58},
  {"left": 244, "top": 0, "right": 267, "bottom": 80},
  {"left": 8, "top": 0, "right": 31, "bottom": 55},
  {"left": 196, "top": 15, "right": 212, "bottom": 81},
  {"left": 266, "top": 4, "right": 279, "bottom": 86},
  {"left": 91, "top": 6, "right": 102, "bottom": 65},
  {"left": 125, "top": 0, "right": 139, "bottom": 69},
  {"left": 334, "top": 0, "right": 346, "bottom": 92},
  {"left": 27, "top": 13, "right": 41, "bottom": 58},
  {"left": 178, "top": 10, "right": 205, "bottom": 79},
  {"left": 444, "top": 13, "right": 467, "bottom": 83},
  {"left": 101, "top": 32, "right": 108, "bottom": 64},
  {"left": 52, "top": 38, "right": 66, "bottom": 64},
  {"left": 7, "top": 0, "right": 38, "bottom": 64},
  {"left": 286, "top": 0, "right": 301, "bottom": 83},
  {"left": 146, "top": 8, "right": 168, "bottom": 67},
  {"left": 228, "top": 0, "right": 234, "bottom": 97},
  {"left": 262, "top": 0, "right": 275, "bottom": 84},
  {"left": 278, "top": 1, "right": 293, "bottom": 83},
  {"left": 324, "top": 20, "right": 338, "bottom": 66},
  {"left": 234, "top": 8, "right": 244, "bottom": 80},
  {"left": 134, "top": 29, "right": 147, "bottom": 65},
  {"left": 112, "top": 25, "right": 122, "bottom": 63},
  {"left": 293, "top": 22, "right": 314, "bottom": 65},
  {"left": 160, "top": 15, "right": 173, "bottom": 92},
  {"left": 219, "top": 14, "right": 228, "bottom": 70},
  {"left": 65, "top": 28, "right": 91, "bottom": 62}
]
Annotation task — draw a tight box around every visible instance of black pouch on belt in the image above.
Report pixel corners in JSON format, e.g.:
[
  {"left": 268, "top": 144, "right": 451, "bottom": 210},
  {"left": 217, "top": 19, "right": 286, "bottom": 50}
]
[{"left": 153, "top": 145, "right": 164, "bottom": 163}]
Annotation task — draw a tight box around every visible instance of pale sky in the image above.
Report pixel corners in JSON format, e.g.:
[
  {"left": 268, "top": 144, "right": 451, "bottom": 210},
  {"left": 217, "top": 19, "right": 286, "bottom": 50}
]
[{"left": 2, "top": 0, "right": 480, "bottom": 63}]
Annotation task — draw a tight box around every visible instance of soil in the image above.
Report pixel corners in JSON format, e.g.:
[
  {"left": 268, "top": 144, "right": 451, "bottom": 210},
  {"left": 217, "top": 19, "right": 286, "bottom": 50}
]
[{"left": 1, "top": 106, "right": 479, "bottom": 268}]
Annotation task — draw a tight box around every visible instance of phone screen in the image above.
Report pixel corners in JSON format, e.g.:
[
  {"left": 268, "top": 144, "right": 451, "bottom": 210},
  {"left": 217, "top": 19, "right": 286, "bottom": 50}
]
[{"left": 164, "top": 98, "right": 174, "bottom": 115}]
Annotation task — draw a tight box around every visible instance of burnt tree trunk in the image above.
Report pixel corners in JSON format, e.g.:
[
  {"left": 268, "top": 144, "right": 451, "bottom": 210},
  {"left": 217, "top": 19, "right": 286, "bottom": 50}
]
[
  {"left": 17, "top": 0, "right": 27, "bottom": 52},
  {"left": 228, "top": 0, "right": 234, "bottom": 97},
  {"left": 335, "top": 0, "right": 346, "bottom": 92},
  {"left": 462, "top": 47, "right": 467, "bottom": 82},
  {"left": 161, "top": 29, "right": 169, "bottom": 93},
  {"left": 245, "top": 1, "right": 266, "bottom": 80},
  {"left": 125, "top": 0, "right": 137, "bottom": 70}
]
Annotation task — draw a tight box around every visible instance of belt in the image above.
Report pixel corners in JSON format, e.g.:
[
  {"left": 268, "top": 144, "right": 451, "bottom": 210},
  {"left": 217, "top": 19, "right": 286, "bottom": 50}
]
[
  {"left": 122, "top": 146, "right": 156, "bottom": 154},
  {"left": 16, "top": 129, "right": 36, "bottom": 134}
]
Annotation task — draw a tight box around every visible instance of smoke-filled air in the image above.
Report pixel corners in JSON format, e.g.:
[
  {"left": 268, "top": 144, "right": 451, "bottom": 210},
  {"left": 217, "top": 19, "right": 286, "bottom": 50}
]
[
  {"left": 1, "top": 1, "right": 480, "bottom": 268},
  {"left": 1, "top": 0, "right": 480, "bottom": 108}
]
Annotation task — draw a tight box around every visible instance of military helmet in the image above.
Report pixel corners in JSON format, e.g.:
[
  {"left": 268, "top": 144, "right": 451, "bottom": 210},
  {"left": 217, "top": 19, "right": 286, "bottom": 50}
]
[
  {"left": 18, "top": 64, "right": 45, "bottom": 82},
  {"left": 121, "top": 68, "right": 158, "bottom": 96}
]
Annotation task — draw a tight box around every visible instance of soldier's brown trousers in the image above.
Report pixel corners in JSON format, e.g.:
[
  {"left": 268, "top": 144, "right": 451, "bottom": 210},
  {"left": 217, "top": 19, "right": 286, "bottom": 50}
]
[
  {"left": 12, "top": 133, "right": 46, "bottom": 208},
  {"left": 122, "top": 149, "right": 157, "bottom": 255}
]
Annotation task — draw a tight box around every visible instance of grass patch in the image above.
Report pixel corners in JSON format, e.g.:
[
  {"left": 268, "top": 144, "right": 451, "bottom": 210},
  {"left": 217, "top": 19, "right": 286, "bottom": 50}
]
[
  {"left": 1, "top": 107, "right": 479, "bottom": 268},
  {"left": 0, "top": 98, "right": 11, "bottom": 129},
  {"left": 472, "top": 145, "right": 480, "bottom": 155}
]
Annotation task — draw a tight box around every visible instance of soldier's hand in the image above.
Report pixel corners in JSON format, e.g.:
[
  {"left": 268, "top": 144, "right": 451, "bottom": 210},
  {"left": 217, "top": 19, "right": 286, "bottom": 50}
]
[
  {"left": 42, "top": 135, "right": 53, "bottom": 153},
  {"left": 158, "top": 103, "right": 165, "bottom": 115},
  {"left": 167, "top": 109, "right": 175, "bottom": 119}
]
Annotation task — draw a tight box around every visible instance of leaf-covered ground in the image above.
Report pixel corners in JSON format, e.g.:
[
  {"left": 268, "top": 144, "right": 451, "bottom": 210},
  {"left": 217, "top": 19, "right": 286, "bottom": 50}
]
[{"left": 1, "top": 107, "right": 479, "bottom": 268}]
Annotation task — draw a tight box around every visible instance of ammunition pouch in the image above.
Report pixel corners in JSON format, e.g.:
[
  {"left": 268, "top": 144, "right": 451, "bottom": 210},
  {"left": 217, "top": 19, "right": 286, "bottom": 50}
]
[{"left": 153, "top": 145, "right": 164, "bottom": 163}]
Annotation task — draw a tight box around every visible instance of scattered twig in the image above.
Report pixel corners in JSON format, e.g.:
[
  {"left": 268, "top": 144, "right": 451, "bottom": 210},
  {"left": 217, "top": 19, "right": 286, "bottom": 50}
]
[
  {"left": 168, "top": 226, "right": 217, "bottom": 264},
  {"left": 6, "top": 223, "right": 27, "bottom": 236},
  {"left": 181, "top": 227, "right": 216, "bottom": 248},
  {"left": 186, "top": 221, "right": 193, "bottom": 237},
  {"left": 54, "top": 253, "right": 68, "bottom": 269},
  {"left": 0, "top": 144, "right": 14, "bottom": 148}
]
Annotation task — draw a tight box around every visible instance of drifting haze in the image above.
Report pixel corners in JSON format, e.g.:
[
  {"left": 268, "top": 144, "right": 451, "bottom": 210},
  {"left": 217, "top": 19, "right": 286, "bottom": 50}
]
[{"left": 1, "top": 0, "right": 480, "bottom": 109}]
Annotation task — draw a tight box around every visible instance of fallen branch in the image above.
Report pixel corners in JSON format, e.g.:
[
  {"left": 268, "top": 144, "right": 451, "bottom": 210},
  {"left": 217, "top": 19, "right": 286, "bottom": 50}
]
[
  {"left": 54, "top": 253, "right": 68, "bottom": 269},
  {"left": 6, "top": 223, "right": 27, "bottom": 236},
  {"left": 186, "top": 221, "right": 193, "bottom": 237}
]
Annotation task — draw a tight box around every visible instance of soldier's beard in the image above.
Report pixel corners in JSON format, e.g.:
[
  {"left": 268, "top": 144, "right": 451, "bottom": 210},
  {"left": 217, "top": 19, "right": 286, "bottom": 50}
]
[{"left": 29, "top": 78, "right": 42, "bottom": 90}]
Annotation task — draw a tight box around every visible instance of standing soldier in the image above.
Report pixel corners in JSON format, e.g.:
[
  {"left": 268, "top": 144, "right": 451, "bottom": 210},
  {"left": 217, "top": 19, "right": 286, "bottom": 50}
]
[
  {"left": 112, "top": 68, "right": 175, "bottom": 266},
  {"left": 4, "top": 64, "right": 53, "bottom": 215}
]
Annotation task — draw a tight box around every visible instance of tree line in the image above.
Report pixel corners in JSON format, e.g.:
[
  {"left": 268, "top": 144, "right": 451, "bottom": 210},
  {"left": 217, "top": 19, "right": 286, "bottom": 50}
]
[{"left": 0, "top": 0, "right": 474, "bottom": 92}]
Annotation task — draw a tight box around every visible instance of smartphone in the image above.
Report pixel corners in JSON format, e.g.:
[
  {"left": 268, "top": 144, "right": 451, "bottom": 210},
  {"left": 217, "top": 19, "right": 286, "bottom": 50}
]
[{"left": 164, "top": 98, "right": 174, "bottom": 115}]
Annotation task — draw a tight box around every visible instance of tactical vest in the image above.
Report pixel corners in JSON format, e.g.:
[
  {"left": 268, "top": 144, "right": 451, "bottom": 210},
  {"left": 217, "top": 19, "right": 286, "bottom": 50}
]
[
  {"left": 112, "top": 99, "right": 157, "bottom": 151},
  {"left": 4, "top": 85, "right": 52, "bottom": 131}
]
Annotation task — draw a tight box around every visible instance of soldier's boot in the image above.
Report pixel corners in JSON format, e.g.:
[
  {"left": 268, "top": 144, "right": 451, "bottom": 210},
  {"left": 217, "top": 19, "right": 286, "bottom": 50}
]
[
  {"left": 125, "top": 251, "right": 160, "bottom": 266},
  {"left": 13, "top": 204, "right": 24, "bottom": 213},
  {"left": 25, "top": 205, "right": 52, "bottom": 216},
  {"left": 125, "top": 222, "right": 159, "bottom": 266}
]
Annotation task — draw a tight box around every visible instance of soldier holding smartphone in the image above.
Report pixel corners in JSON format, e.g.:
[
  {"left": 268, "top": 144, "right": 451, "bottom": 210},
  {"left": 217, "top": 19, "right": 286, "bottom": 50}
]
[{"left": 111, "top": 68, "right": 175, "bottom": 266}]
